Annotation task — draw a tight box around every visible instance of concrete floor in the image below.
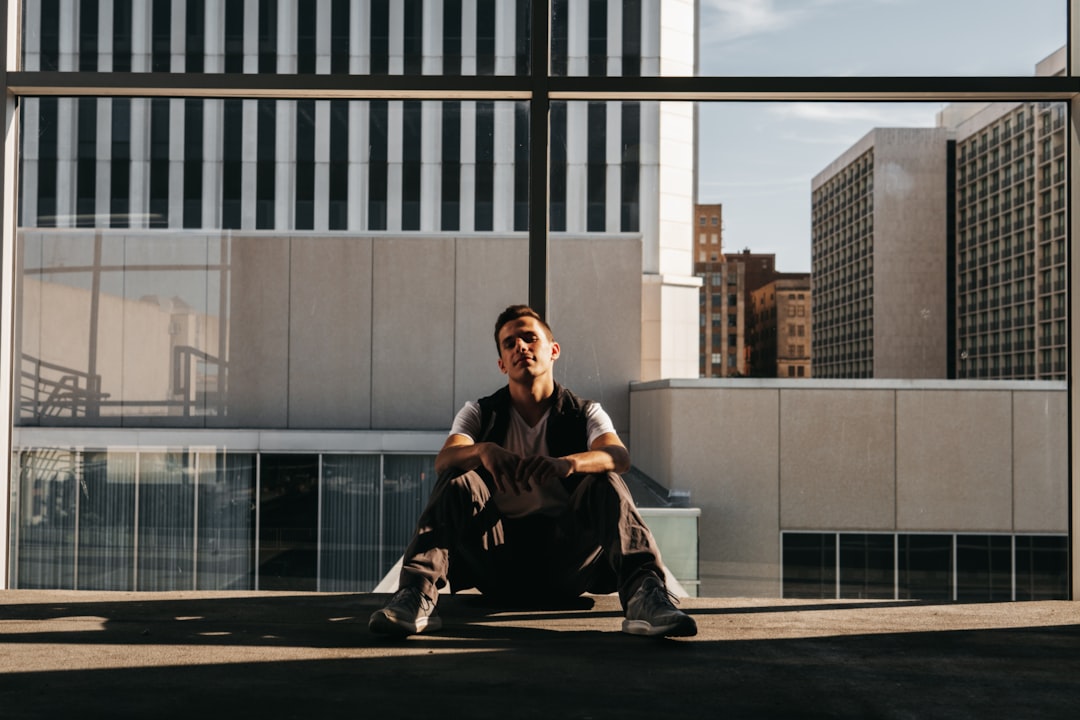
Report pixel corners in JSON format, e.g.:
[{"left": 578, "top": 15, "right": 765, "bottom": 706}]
[{"left": 1, "top": 590, "right": 1078, "bottom": 719}]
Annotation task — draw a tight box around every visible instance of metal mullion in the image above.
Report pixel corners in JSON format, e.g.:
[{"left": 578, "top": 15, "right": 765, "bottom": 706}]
[
  {"left": 5, "top": 70, "right": 533, "bottom": 100},
  {"left": 528, "top": 0, "right": 550, "bottom": 316}
]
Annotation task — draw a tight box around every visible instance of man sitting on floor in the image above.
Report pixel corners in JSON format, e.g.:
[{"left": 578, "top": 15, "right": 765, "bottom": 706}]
[{"left": 369, "top": 304, "right": 696, "bottom": 638}]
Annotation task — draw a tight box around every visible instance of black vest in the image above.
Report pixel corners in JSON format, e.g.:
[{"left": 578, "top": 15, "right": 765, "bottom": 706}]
[{"left": 475, "top": 382, "right": 593, "bottom": 459}]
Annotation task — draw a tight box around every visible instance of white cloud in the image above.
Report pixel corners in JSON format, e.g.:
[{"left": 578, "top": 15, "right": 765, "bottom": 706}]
[
  {"left": 700, "top": 0, "right": 903, "bottom": 44},
  {"left": 769, "top": 102, "right": 942, "bottom": 127},
  {"left": 700, "top": 0, "right": 803, "bottom": 42}
]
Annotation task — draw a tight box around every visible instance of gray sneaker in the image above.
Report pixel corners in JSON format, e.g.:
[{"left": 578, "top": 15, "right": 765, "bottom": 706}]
[
  {"left": 621, "top": 575, "right": 697, "bottom": 637},
  {"left": 369, "top": 586, "right": 442, "bottom": 636}
]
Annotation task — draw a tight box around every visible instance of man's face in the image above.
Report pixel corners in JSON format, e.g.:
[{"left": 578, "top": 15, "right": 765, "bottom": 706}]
[{"left": 496, "top": 316, "right": 560, "bottom": 380}]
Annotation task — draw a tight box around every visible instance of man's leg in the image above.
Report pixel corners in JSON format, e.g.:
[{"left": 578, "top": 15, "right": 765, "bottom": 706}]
[
  {"left": 568, "top": 472, "right": 697, "bottom": 637},
  {"left": 370, "top": 469, "right": 503, "bottom": 636}
]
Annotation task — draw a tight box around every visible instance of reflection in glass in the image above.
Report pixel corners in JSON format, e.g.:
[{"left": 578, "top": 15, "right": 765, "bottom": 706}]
[
  {"left": 320, "top": 455, "right": 382, "bottom": 592},
  {"left": 78, "top": 451, "right": 137, "bottom": 590},
  {"left": 956, "top": 534, "right": 1012, "bottom": 602},
  {"left": 1015, "top": 535, "right": 1068, "bottom": 600},
  {"left": 839, "top": 534, "right": 894, "bottom": 600},
  {"left": 382, "top": 456, "right": 437, "bottom": 576},
  {"left": 782, "top": 532, "right": 836, "bottom": 599},
  {"left": 137, "top": 452, "right": 196, "bottom": 590},
  {"left": 197, "top": 453, "right": 256, "bottom": 590},
  {"left": 15, "top": 449, "right": 78, "bottom": 589},
  {"left": 898, "top": 535, "right": 952, "bottom": 601}
]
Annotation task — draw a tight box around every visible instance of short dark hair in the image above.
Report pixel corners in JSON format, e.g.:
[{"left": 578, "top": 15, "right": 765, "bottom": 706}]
[{"left": 493, "top": 304, "right": 554, "bottom": 350}]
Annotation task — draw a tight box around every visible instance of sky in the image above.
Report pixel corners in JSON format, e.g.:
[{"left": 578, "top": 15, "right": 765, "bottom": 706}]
[{"left": 694, "top": 0, "right": 1067, "bottom": 272}]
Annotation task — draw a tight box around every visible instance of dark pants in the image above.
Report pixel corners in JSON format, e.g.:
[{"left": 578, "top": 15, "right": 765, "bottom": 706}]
[{"left": 398, "top": 469, "right": 666, "bottom": 608}]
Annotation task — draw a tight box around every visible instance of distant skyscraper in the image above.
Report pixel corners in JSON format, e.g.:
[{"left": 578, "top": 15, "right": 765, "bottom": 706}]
[
  {"left": 811, "top": 48, "right": 1067, "bottom": 381},
  {"left": 811, "top": 127, "right": 951, "bottom": 379}
]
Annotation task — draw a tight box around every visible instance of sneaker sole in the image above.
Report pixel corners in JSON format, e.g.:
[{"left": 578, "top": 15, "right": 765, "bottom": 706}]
[
  {"left": 621, "top": 616, "right": 697, "bottom": 638},
  {"left": 368, "top": 611, "right": 443, "bottom": 636}
]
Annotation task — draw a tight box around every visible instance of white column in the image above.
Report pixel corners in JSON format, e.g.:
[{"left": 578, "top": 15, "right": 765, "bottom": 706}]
[
  {"left": 58, "top": 0, "right": 76, "bottom": 71},
  {"left": 423, "top": 0, "right": 443, "bottom": 74},
  {"left": 347, "top": 102, "right": 369, "bottom": 230},
  {"left": 240, "top": 99, "right": 258, "bottom": 229},
  {"left": 566, "top": 0, "right": 588, "bottom": 76},
  {"left": 459, "top": 101, "right": 476, "bottom": 230},
  {"left": 606, "top": 102, "right": 621, "bottom": 232},
  {"left": 388, "top": 0, "right": 403, "bottom": 74},
  {"left": 21, "top": 99, "right": 39, "bottom": 225},
  {"left": 168, "top": 98, "right": 185, "bottom": 227},
  {"left": 275, "top": 100, "right": 296, "bottom": 230},
  {"left": 460, "top": 0, "right": 477, "bottom": 75},
  {"left": 129, "top": 98, "right": 150, "bottom": 227},
  {"left": 494, "top": 0, "right": 515, "bottom": 75},
  {"left": 350, "top": 0, "right": 370, "bottom": 74},
  {"left": 205, "top": 0, "right": 226, "bottom": 73},
  {"left": 639, "top": 0, "right": 660, "bottom": 76},
  {"left": 278, "top": 0, "right": 298, "bottom": 73},
  {"left": 95, "top": 99, "right": 112, "bottom": 227},
  {"left": 421, "top": 102, "right": 442, "bottom": 231},
  {"left": 54, "top": 98, "right": 76, "bottom": 227},
  {"left": 243, "top": 0, "right": 259, "bottom": 73},
  {"left": 203, "top": 99, "right": 223, "bottom": 229},
  {"left": 386, "top": 101, "right": 403, "bottom": 231},
  {"left": 607, "top": 0, "right": 623, "bottom": 76},
  {"left": 492, "top": 103, "right": 513, "bottom": 232},
  {"left": 98, "top": 0, "right": 114, "bottom": 71},
  {"left": 170, "top": 0, "right": 186, "bottom": 72},
  {"left": 314, "top": 101, "right": 331, "bottom": 231},
  {"left": 131, "top": 0, "right": 152, "bottom": 71},
  {"left": 564, "top": 102, "right": 587, "bottom": 232},
  {"left": 316, "top": 0, "right": 332, "bottom": 74},
  {"left": 23, "top": 0, "right": 41, "bottom": 70}
]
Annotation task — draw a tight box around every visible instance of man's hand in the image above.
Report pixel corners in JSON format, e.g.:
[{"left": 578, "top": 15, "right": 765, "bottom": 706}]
[
  {"left": 476, "top": 443, "right": 529, "bottom": 495},
  {"left": 515, "top": 455, "right": 573, "bottom": 492}
]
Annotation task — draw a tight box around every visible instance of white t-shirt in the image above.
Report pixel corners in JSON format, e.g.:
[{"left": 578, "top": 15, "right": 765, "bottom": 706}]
[{"left": 448, "top": 397, "right": 617, "bottom": 517}]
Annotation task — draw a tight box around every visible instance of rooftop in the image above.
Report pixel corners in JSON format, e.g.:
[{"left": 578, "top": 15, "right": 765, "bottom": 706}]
[{"left": 1, "top": 590, "right": 1077, "bottom": 719}]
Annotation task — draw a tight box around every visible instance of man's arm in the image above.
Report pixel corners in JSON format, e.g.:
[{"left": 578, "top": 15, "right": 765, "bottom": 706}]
[
  {"left": 516, "top": 432, "right": 630, "bottom": 488},
  {"left": 435, "top": 433, "right": 526, "bottom": 494}
]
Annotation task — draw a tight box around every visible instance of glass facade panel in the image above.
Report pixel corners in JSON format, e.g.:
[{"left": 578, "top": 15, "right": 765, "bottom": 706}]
[
  {"left": 77, "top": 451, "right": 137, "bottom": 590},
  {"left": 258, "top": 454, "right": 319, "bottom": 591},
  {"left": 782, "top": 532, "right": 836, "bottom": 599},
  {"left": 196, "top": 452, "right": 256, "bottom": 590},
  {"left": 898, "top": 535, "right": 953, "bottom": 601},
  {"left": 381, "top": 455, "right": 437, "bottom": 576},
  {"left": 136, "top": 451, "right": 196, "bottom": 590},
  {"left": 1015, "top": 535, "right": 1069, "bottom": 600},
  {"left": 320, "top": 454, "right": 382, "bottom": 592},
  {"left": 839, "top": 534, "right": 894, "bottom": 600},
  {"left": 15, "top": 449, "right": 78, "bottom": 589},
  {"left": 956, "top": 534, "right": 1013, "bottom": 602}
]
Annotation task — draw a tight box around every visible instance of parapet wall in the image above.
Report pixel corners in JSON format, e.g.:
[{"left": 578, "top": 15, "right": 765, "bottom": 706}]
[{"left": 629, "top": 379, "right": 1068, "bottom": 597}]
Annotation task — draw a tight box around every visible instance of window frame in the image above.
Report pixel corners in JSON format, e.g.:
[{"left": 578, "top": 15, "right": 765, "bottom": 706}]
[{"left": 0, "top": 0, "right": 1077, "bottom": 597}]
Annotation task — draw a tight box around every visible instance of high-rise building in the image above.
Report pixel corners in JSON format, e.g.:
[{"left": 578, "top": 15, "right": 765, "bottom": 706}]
[
  {"left": 811, "top": 127, "right": 952, "bottom": 379},
  {"left": 950, "top": 49, "right": 1068, "bottom": 380},
  {"left": 811, "top": 47, "right": 1067, "bottom": 381}
]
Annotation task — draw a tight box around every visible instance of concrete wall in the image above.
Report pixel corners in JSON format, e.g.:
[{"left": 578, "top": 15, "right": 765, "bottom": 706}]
[
  {"left": 629, "top": 378, "right": 1068, "bottom": 597},
  {"left": 871, "top": 128, "right": 951, "bottom": 379}
]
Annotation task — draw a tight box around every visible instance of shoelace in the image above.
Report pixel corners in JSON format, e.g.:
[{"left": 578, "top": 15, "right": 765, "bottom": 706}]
[{"left": 640, "top": 580, "right": 681, "bottom": 611}]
